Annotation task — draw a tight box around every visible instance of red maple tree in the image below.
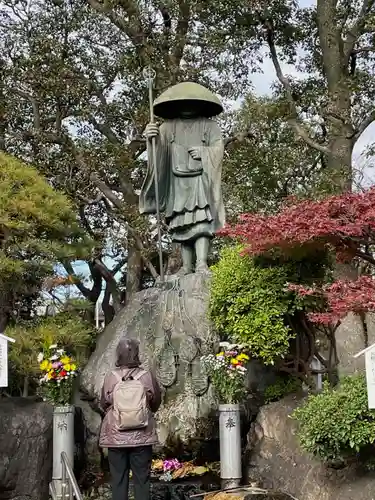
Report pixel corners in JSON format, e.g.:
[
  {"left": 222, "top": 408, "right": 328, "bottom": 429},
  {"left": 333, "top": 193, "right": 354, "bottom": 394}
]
[{"left": 220, "top": 188, "right": 375, "bottom": 325}]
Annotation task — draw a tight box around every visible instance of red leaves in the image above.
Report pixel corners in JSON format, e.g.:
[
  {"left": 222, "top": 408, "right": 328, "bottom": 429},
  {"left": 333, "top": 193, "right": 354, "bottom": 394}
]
[
  {"left": 219, "top": 188, "right": 375, "bottom": 325},
  {"left": 219, "top": 188, "right": 375, "bottom": 259},
  {"left": 289, "top": 277, "right": 375, "bottom": 325}
]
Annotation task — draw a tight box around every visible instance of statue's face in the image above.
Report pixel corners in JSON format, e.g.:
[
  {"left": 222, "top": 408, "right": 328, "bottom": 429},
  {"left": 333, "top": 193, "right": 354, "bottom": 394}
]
[{"left": 179, "top": 104, "right": 199, "bottom": 118}]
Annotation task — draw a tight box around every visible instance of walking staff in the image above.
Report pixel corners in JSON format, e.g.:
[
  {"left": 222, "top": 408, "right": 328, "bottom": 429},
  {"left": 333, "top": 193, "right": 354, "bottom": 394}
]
[{"left": 143, "top": 67, "right": 164, "bottom": 282}]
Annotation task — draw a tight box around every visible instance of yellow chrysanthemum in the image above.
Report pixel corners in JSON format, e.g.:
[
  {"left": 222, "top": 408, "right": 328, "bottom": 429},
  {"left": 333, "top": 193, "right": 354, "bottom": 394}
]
[
  {"left": 40, "top": 360, "right": 49, "bottom": 371},
  {"left": 216, "top": 352, "right": 224, "bottom": 357},
  {"left": 231, "top": 358, "right": 239, "bottom": 365},
  {"left": 237, "top": 353, "right": 249, "bottom": 361},
  {"left": 64, "top": 364, "right": 71, "bottom": 372},
  {"left": 60, "top": 356, "right": 71, "bottom": 365},
  {"left": 70, "top": 363, "right": 77, "bottom": 371},
  {"left": 47, "top": 372, "right": 53, "bottom": 380}
]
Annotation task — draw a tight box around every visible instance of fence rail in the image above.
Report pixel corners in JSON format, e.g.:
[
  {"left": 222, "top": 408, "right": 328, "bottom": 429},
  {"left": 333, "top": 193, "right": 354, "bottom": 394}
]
[{"left": 49, "top": 451, "right": 83, "bottom": 500}]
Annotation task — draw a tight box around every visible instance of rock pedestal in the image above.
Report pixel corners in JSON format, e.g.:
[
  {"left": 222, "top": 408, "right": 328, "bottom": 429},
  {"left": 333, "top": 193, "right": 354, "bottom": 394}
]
[
  {"left": 80, "top": 273, "right": 220, "bottom": 457},
  {"left": 0, "top": 398, "right": 53, "bottom": 500}
]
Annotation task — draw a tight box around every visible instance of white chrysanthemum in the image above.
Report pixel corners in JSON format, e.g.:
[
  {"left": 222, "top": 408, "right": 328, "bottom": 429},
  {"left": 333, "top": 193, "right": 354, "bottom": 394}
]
[
  {"left": 49, "top": 344, "right": 57, "bottom": 349},
  {"left": 37, "top": 352, "right": 44, "bottom": 363}
]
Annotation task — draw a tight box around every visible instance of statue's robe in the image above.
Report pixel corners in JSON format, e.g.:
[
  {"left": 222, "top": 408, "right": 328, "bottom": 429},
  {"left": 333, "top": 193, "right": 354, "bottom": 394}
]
[{"left": 139, "top": 118, "right": 225, "bottom": 242}]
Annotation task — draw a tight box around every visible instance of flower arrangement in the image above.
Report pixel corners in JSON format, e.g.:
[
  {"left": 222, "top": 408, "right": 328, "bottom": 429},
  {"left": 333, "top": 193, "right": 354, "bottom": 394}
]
[
  {"left": 38, "top": 344, "right": 78, "bottom": 406},
  {"left": 151, "top": 459, "right": 208, "bottom": 482},
  {"left": 201, "top": 342, "right": 249, "bottom": 404}
]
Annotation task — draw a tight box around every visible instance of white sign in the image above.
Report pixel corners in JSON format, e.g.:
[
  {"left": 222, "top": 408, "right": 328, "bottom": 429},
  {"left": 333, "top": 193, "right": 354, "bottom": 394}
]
[
  {"left": 310, "top": 355, "right": 324, "bottom": 391},
  {"left": 354, "top": 343, "right": 375, "bottom": 409},
  {"left": 0, "top": 333, "right": 15, "bottom": 388},
  {"left": 365, "top": 349, "right": 375, "bottom": 409}
]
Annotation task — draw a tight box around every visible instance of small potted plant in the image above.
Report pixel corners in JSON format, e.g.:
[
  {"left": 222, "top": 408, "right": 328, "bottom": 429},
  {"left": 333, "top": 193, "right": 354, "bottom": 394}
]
[
  {"left": 38, "top": 345, "right": 78, "bottom": 495},
  {"left": 202, "top": 342, "right": 249, "bottom": 489}
]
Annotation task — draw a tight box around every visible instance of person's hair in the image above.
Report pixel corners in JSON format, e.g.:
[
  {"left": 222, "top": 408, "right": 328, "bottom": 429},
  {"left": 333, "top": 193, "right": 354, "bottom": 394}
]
[{"left": 115, "top": 338, "right": 141, "bottom": 368}]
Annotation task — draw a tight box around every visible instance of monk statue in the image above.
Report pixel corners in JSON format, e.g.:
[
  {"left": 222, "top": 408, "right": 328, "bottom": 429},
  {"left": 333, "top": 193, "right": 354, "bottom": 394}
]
[{"left": 139, "top": 82, "right": 225, "bottom": 275}]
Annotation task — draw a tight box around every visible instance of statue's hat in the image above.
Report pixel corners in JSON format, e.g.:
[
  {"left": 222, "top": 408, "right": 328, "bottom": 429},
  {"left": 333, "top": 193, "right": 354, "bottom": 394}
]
[{"left": 153, "top": 82, "right": 223, "bottom": 119}]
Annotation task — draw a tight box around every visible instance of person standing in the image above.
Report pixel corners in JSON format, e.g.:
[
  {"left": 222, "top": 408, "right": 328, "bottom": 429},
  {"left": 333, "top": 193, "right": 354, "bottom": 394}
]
[{"left": 99, "top": 338, "right": 161, "bottom": 500}]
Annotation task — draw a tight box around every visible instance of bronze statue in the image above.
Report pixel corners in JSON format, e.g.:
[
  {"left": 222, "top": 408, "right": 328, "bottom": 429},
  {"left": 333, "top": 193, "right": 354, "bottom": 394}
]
[{"left": 139, "top": 82, "right": 225, "bottom": 275}]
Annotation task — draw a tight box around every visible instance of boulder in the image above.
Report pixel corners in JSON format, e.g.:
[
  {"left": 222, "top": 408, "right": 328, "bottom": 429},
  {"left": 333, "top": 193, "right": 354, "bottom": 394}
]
[
  {"left": 0, "top": 398, "right": 53, "bottom": 500},
  {"left": 246, "top": 395, "right": 375, "bottom": 500},
  {"left": 80, "top": 273, "right": 220, "bottom": 456}
]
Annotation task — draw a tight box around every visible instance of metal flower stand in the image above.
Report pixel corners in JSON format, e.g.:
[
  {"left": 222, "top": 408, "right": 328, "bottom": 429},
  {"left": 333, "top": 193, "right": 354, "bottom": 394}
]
[
  {"left": 50, "top": 405, "right": 75, "bottom": 498},
  {"left": 219, "top": 403, "right": 242, "bottom": 489}
]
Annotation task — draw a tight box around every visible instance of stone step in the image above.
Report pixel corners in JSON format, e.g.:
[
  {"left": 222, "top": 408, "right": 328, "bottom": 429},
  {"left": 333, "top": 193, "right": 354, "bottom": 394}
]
[
  {"left": 83, "top": 478, "right": 218, "bottom": 500},
  {"left": 84, "top": 483, "right": 294, "bottom": 500}
]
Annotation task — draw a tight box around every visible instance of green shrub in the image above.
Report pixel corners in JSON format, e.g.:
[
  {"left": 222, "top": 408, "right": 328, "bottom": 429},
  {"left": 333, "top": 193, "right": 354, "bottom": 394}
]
[
  {"left": 264, "top": 375, "right": 302, "bottom": 404},
  {"left": 6, "top": 312, "right": 95, "bottom": 396},
  {"left": 293, "top": 375, "right": 375, "bottom": 463},
  {"left": 209, "top": 245, "right": 301, "bottom": 365}
]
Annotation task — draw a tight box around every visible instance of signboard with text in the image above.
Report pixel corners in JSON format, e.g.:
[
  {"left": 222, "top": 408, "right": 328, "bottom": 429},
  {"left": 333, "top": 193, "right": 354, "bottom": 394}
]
[
  {"left": 354, "top": 344, "right": 375, "bottom": 409},
  {"left": 0, "top": 334, "right": 16, "bottom": 388},
  {"left": 365, "top": 348, "right": 375, "bottom": 409}
]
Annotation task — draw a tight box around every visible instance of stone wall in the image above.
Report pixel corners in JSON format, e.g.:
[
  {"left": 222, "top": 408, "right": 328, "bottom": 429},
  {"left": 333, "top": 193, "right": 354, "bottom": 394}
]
[{"left": 0, "top": 398, "right": 53, "bottom": 500}]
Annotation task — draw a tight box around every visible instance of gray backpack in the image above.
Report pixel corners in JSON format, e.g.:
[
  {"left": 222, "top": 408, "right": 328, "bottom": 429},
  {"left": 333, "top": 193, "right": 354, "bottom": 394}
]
[{"left": 112, "top": 369, "right": 149, "bottom": 431}]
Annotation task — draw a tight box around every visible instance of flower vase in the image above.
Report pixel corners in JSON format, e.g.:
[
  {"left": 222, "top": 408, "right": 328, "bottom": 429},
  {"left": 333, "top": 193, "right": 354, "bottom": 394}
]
[
  {"left": 219, "top": 403, "right": 242, "bottom": 489},
  {"left": 51, "top": 405, "right": 74, "bottom": 498}
]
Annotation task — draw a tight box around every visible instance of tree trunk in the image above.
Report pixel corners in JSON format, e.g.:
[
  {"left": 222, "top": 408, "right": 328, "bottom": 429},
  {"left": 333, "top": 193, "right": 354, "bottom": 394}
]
[
  {"left": 125, "top": 245, "right": 142, "bottom": 301},
  {"left": 102, "top": 285, "right": 115, "bottom": 326},
  {"left": 22, "top": 376, "right": 29, "bottom": 397},
  {"left": 325, "top": 87, "right": 354, "bottom": 191},
  {"left": 0, "top": 294, "right": 11, "bottom": 332},
  {"left": 0, "top": 312, "right": 8, "bottom": 332},
  {"left": 317, "top": 0, "right": 354, "bottom": 192},
  {"left": 167, "top": 243, "right": 182, "bottom": 275}
]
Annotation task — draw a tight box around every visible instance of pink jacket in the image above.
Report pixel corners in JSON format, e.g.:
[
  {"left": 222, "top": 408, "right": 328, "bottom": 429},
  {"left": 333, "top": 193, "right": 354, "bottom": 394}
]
[{"left": 99, "top": 366, "right": 161, "bottom": 448}]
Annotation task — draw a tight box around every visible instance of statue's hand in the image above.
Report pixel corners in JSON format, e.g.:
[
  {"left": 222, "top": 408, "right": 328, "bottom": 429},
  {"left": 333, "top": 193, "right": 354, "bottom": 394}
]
[
  {"left": 144, "top": 123, "right": 159, "bottom": 140},
  {"left": 188, "top": 147, "right": 201, "bottom": 160}
]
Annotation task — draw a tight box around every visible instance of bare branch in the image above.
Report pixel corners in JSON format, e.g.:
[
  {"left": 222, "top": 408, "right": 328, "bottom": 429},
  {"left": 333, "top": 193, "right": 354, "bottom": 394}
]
[
  {"left": 89, "top": 115, "right": 122, "bottom": 145},
  {"left": 86, "top": 0, "right": 147, "bottom": 61},
  {"left": 224, "top": 130, "right": 255, "bottom": 148},
  {"left": 79, "top": 205, "right": 97, "bottom": 239},
  {"left": 90, "top": 173, "right": 124, "bottom": 210},
  {"left": 344, "top": 0, "right": 375, "bottom": 59},
  {"left": 353, "top": 45, "right": 375, "bottom": 54},
  {"left": 62, "top": 261, "right": 94, "bottom": 300},
  {"left": 11, "top": 88, "right": 40, "bottom": 130},
  {"left": 89, "top": 174, "right": 158, "bottom": 278},
  {"left": 171, "top": 0, "right": 190, "bottom": 71},
  {"left": 93, "top": 258, "right": 122, "bottom": 312},
  {"left": 354, "top": 109, "right": 375, "bottom": 140},
  {"left": 265, "top": 25, "right": 331, "bottom": 156},
  {"left": 111, "top": 259, "right": 126, "bottom": 276}
]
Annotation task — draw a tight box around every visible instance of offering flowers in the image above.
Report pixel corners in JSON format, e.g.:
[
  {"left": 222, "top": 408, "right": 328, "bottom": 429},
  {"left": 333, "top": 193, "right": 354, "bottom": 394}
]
[
  {"left": 201, "top": 342, "right": 249, "bottom": 404},
  {"left": 37, "top": 344, "right": 78, "bottom": 406},
  {"left": 151, "top": 459, "right": 208, "bottom": 482}
]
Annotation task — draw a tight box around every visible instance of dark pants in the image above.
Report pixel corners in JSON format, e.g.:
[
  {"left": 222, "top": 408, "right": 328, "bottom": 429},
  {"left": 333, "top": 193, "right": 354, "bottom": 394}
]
[{"left": 108, "top": 446, "right": 152, "bottom": 500}]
